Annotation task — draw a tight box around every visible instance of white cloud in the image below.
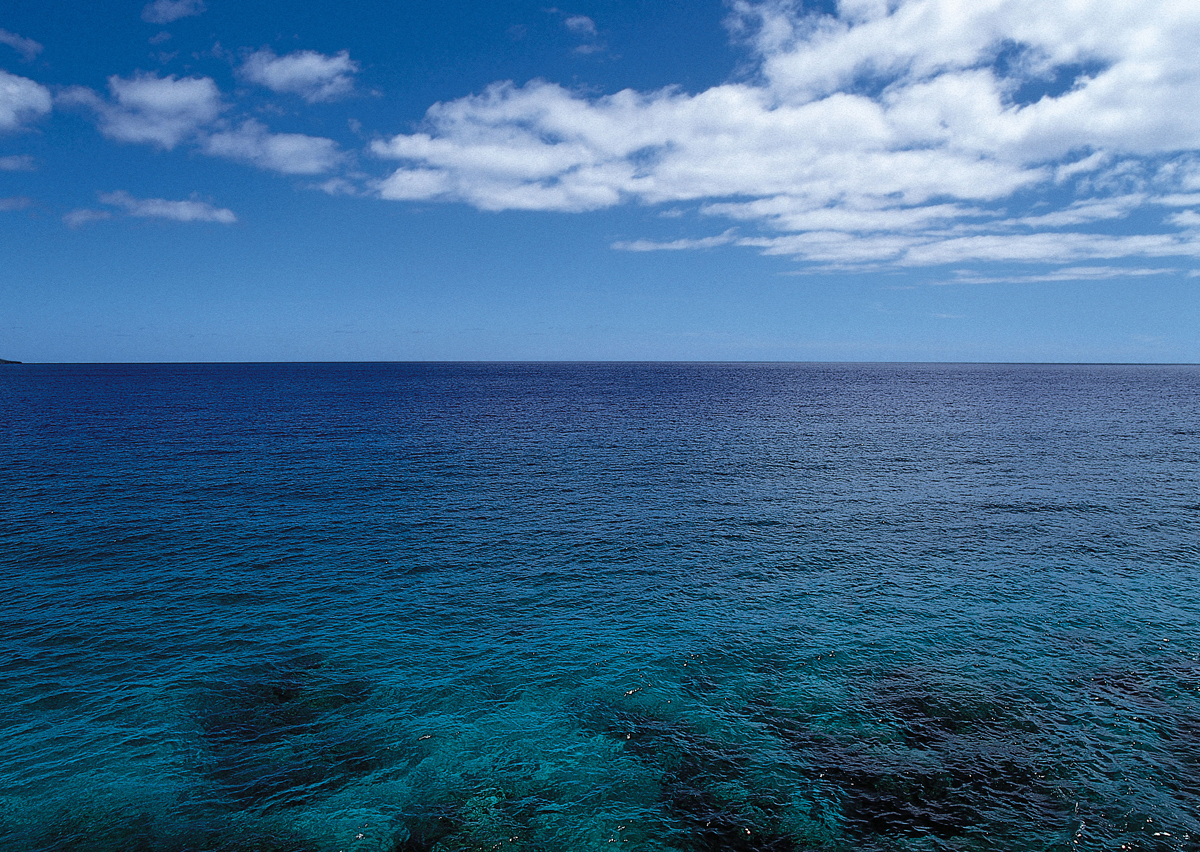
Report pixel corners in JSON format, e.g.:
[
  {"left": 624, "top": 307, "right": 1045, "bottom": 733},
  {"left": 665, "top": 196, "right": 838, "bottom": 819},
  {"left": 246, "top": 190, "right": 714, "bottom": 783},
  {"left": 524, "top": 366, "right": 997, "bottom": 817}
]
[
  {"left": 1006, "top": 195, "right": 1144, "bottom": 228},
  {"left": 613, "top": 230, "right": 737, "bottom": 251},
  {"left": 62, "top": 72, "right": 222, "bottom": 149},
  {"left": 63, "top": 208, "right": 113, "bottom": 228},
  {"left": 1157, "top": 193, "right": 1200, "bottom": 208},
  {"left": 141, "top": 0, "right": 206, "bottom": 25},
  {"left": 377, "top": 167, "right": 452, "bottom": 201},
  {"left": 0, "top": 70, "right": 52, "bottom": 132},
  {"left": 731, "top": 228, "right": 1200, "bottom": 268},
  {"left": 0, "top": 154, "right": 35, "bottom": 170},
  {"left": 0, "top": 28, "right": 43, "bottom": 62},
  {"left": 61, "top": 73, "right": 345, "bottom": 176},
  {"left": 314, "top": 177, "right": 362, "bottom": 196},
  {"left": 949, "top": 266, "right": 1176, "bottom": 284},
  {"left": 98, "top": 190, "right": 236, "bottom": 223},
  {"left": 564, "top": 15, "right": 597, "bottom": 36},
  {"left": 1168, "top": 210, "right": 1200, "bottom": 229},
  {"left": 703, "top": 197, "right": 991, "bottom": 233},
  {"left": 0, "top": 196, "right": 31, "bottom": 211},
  {"left": 240, "top": 48, "right": 359, "bottom": 102},
  {"left": 203, "top": 119, "right": 342, "bottom": 174},
  {"left": 372, "top": 79, "right": 1039, "bottom": 212},
  {"left": 372, "top": 0, "right": 1200, "bottom": 271}
]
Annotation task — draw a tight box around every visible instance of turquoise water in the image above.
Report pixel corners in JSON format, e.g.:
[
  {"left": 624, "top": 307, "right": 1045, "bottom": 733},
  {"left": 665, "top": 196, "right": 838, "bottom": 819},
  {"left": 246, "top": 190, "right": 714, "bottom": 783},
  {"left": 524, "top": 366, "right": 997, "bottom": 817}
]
[{"left": 2, "top": 362, "right": 1199, "bottom": 851}]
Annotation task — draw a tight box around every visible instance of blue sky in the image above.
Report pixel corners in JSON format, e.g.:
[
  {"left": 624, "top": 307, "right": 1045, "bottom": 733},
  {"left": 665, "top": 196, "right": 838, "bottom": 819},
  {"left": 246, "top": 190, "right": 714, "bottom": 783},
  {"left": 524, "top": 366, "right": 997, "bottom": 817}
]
[{"left": 3, "top": 0, "right": 1199, "bottom": 362}]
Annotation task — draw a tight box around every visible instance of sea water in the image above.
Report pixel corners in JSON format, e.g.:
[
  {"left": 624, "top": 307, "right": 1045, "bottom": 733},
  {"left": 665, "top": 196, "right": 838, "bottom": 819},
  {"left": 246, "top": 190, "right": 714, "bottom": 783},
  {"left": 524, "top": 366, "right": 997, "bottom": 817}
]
[{"left": 1, "top": 362, "right": 1198, "bottom": 852}]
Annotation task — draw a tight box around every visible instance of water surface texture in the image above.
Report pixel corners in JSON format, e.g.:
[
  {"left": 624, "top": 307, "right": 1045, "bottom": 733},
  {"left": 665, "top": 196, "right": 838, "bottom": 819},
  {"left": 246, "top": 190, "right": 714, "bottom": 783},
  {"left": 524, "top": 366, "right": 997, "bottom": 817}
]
[{"left": 2, "top": 363, "right": 1199, "bottom": 851}]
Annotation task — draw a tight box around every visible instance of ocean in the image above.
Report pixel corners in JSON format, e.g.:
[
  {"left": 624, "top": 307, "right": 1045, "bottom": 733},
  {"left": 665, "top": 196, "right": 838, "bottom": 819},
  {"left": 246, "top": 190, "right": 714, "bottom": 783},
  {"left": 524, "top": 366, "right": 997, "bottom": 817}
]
[{"left": 2, "top": 362, "right": 1198, "bottom": 851}]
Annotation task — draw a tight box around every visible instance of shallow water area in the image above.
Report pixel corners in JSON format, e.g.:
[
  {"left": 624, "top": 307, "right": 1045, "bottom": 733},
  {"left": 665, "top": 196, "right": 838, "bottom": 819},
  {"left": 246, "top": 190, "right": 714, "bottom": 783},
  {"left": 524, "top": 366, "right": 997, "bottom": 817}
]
[{"left": 2, "top": 362, "right": 1199, "bottom": 851}]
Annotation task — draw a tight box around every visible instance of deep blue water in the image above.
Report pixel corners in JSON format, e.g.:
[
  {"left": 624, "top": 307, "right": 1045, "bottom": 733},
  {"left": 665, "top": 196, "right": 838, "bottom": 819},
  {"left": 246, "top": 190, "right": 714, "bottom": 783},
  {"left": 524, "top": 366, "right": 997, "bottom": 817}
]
[{"left": 2, "top": 362, "right": 1199, "bottom": 852}]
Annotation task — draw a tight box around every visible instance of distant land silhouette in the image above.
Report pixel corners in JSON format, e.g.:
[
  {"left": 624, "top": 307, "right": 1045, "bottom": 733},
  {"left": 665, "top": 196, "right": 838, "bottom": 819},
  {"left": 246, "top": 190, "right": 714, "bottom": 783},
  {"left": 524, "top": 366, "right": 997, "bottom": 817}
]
[{"left": 0, "top": 358, "right": 21, "bottom": 364}]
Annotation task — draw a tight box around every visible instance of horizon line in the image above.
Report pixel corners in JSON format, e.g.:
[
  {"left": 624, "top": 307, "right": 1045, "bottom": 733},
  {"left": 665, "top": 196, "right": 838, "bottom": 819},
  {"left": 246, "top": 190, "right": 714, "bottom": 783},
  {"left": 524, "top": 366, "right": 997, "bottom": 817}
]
[{"left": 6, "top": 360, "right": 1200, "bottom": 367}]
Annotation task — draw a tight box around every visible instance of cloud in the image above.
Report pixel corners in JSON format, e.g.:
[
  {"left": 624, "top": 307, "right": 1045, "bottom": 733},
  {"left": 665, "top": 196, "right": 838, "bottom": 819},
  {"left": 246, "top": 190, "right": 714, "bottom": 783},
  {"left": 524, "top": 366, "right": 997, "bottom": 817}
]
[
  {"left": 61, "top": 72, "right": 222, "bottom": 149},
  {"left": 0, "top": 28, "right": 43, "bottom": 62},
  {"left": 0, "top": 154, "right": 35, "bottom": 171},
  {"left": 141, "top": 0, "right": 206, "bottom": 25},
  {"left": 63, "top": 208, "right": 114, "bottom": 228},
  {"left": 1005, "top": 195, "right": 1145, "bottom": 228},
  {"left": 1156, "top": 193, "right": 1200, "bottom": 207},
  {"left": 1168, "top": 210, "right": 1200, "bottom": 229},
  {"left": 546, "top": 9, "right": 605, "bottom": 54},
  {"left": 734, "top": 229, "right": 1200, "bottom": 268},
  {"left": 239, "top": 48, "right": 359, "bottom": 102},
  {"left": 62, "top": 74, "right": 344, "bottom": 176},
  {"left": 314, "top": 177, "right": 362, "bottom": 196},
  {"left": 949, "top": 266, "right": 1177, "bottom": 284},
  {"left": 0, "top": 196, "right": 32, "bottom": 211},
  {"left": 373, "top": 0, "right": 1200, "bottom": 271},
  {"left": 0, "top": 70, "right": 52, "bottom": 132},
  {"left": 377, "top": 167, "right": 451, "bottom": 200},
  {"left": 612, "top": 230, "right": 737, "bottom": 251},
  {"left": 564, "top": 15, "right": 597, "bottom": 36},
  {"left": 203, "top": 119, "right": 342, "bottom": 174},
  {"left": 97, "top": 190, "right": 236, "bottom": 223}
]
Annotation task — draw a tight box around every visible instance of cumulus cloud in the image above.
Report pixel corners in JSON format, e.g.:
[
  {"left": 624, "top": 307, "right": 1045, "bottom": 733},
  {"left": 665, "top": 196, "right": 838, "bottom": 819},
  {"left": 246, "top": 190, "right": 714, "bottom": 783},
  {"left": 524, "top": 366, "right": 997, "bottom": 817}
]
[
  {"left": 61, "top": 72, "right": 222, "bottom": 149},
  {"left": 61, "top": 72, "right": 345, "bottom": 177},
  {"left": 0, "top": 28, "right": 43, "bottom": 62},
  {"left": 0, "top": 70, "right": 52, "bottom": 132},
  {"left": 141, "top": 0, "right": 206, "bottom": 25},
  {"left": 239, "top": 48, "right": 358, "bottom": 102},
  {"left": 373, "top": 0, "right": 1200, "bottom": 270},
  {"left": 98, "top": 190, "right": 236, "bottom": 223},
  {"left": 203, "top": 119, "right": 342, "bottom": 174}
]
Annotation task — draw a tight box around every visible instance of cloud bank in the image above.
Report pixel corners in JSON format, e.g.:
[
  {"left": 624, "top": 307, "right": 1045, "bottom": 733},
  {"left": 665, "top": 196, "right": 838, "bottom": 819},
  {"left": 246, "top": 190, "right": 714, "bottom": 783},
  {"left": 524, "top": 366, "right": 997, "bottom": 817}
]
[{"left": 372, "top": 0, "right": 1200, "bottom": 270}]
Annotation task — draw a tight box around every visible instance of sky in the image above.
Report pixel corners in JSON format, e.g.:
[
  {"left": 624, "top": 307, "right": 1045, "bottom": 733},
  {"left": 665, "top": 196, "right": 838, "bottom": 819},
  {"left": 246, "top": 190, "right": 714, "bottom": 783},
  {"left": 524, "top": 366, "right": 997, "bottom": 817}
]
[{"left": 2, "top": 0, "right": 1200, "bottom": 363}]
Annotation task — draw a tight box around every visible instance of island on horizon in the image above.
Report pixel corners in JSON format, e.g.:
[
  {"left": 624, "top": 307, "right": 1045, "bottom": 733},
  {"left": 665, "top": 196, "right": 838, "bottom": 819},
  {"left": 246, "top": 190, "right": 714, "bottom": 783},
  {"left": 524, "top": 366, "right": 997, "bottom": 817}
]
[{"left": 0, "top": 358, "right": 22, "bottom": 364}]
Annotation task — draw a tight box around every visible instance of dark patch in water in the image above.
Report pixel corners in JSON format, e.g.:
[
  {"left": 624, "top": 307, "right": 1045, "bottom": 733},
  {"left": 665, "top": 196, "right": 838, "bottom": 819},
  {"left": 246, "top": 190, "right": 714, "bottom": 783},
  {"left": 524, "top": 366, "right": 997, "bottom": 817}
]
[
  {"left": 392, "top": 804, "right": 461, "bottom": 852},
  {"left": 827, "top": 748, "right": 1067, "bottom": 841},
  {"left": 1084, "top": 664, "right": 1200, "bottom": 798},
  {"left": 865, "top": 671, "right": 1035, "bottom": 748},
  {"left": 848, "top": 676, "right": 1070, "bottom": 840},
  {"left": 192, "top": 655, "right": 380, "bottom": 809},
  {"left": 392, "top": 791, "right": 539, "bottom": 852},
  {"left": 4, "top": 808, "right": 322, "bottom": 852},
  {"left": 662, "top": 768, "right": 798, "bottom": 852},
  {"left": 749, "top": 676, "right": 1072, "bottom": 844},
  {"left": 582, "top": 704, "right": 800, "bottom": 852}
]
